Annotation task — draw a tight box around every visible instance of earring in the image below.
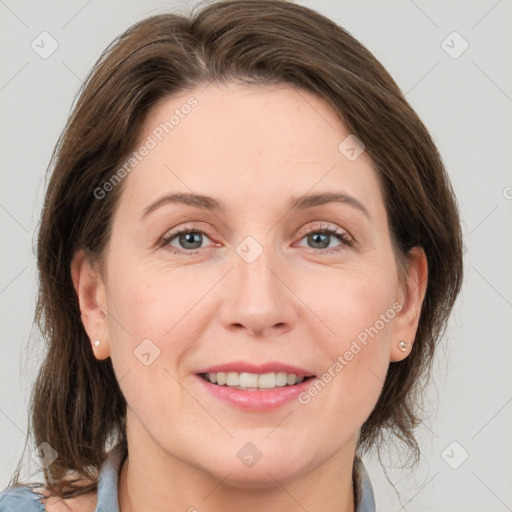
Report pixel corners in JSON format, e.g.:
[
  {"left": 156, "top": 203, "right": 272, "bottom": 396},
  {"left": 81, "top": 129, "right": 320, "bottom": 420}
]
[
  {"left": 93, "top": 340, "right": 101, "bottom": 347},
  {"left": 398, "top": 340, "right": 408, "bottom": 352}
]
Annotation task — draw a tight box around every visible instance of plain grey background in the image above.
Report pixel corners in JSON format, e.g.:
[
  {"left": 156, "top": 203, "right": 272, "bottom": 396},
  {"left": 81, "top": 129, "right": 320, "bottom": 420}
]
[{"left": 1, "top": 1, "right": 511, "bottom": 511}]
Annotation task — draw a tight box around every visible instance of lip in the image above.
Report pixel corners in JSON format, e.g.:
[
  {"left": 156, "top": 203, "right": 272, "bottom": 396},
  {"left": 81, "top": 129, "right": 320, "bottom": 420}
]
[
  {"left": 195, "top": 373, "right": 316, "bottom": 411},
  {"left": 195, "top": 360, "right": 315, "bottom": 378}
]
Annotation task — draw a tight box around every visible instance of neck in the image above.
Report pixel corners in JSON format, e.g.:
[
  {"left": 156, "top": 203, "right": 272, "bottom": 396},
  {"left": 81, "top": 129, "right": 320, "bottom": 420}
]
[
  {"left": 119, "top": 459, "right": 355, "bottom": 512},
  {"left": 118, "top": 417, "right": 356, "bottom": 512}
]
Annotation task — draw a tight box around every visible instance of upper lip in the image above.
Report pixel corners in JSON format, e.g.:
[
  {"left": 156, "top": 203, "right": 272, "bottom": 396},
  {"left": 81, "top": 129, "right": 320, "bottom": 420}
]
[{"left": 196, "top": 361, "right": 315, "bottom": 378}]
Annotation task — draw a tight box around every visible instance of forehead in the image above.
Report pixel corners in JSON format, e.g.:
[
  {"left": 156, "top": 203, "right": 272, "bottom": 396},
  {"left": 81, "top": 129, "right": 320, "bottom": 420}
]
[{"left": 117, "top": 82, "right": 383, "bottom": 218}]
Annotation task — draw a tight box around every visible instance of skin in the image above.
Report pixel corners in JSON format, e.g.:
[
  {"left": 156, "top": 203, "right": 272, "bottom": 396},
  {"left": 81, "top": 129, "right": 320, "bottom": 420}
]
[{"left": 64, "top": 82, "right": 427, "bottom": 512}]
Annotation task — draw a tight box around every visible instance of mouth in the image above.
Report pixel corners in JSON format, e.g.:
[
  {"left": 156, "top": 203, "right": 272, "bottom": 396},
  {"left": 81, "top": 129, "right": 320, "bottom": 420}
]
[
  {"left": 198, "top": 371, "right": 317, "bottom": 391},
  {"left": 195, "top": 363, "right": 318, "bottom": 410}
]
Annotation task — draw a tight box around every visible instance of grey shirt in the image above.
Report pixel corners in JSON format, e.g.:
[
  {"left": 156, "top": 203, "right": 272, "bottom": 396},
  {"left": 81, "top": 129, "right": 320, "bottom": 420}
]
[{"left": 0, "top": 444, "right": 376, "bottom": 511}]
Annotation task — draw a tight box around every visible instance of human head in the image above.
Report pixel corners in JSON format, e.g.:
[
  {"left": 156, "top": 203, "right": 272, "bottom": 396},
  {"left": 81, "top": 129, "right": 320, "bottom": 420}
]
[{"left": 18, "top": 0, "right": 462, "bottom": 497}]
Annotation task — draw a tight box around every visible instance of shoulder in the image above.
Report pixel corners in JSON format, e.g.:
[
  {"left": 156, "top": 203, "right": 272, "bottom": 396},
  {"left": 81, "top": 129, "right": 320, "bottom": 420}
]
[
  {"left": 0, "top": 485, "right": 46, "bottom": 511},
  {"left": 0, "top": 485, "right": 97, "bottom": 512}
]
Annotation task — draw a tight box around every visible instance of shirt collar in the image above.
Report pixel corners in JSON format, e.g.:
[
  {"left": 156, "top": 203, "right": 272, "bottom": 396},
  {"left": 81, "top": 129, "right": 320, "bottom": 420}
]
[
  {"left": 354, "top": 456, "right": 376, "bottom": 512},
  {"left": 95, "top": 443, "right": 124, "bottom": 512}
]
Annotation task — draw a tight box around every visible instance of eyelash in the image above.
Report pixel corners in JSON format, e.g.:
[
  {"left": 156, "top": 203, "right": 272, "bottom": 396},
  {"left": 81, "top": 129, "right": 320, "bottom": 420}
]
[
  {"left": 296, "top": 225, "right": 354, "bottom": 252},
  {"left": 160, "top": 224, "right": 354, "bottom": 255}
]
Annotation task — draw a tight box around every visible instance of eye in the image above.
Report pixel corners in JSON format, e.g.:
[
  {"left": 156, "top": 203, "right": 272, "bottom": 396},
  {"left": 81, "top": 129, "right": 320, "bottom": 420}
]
[
  {"left": 159, "top": 223, "right": 354, "bottom": 255},
  {"left": 161, "top": 227, "right": 214, "bottom": 254},
  {"left": 295, "top": 224, "right": 353, "bottom": 252}
]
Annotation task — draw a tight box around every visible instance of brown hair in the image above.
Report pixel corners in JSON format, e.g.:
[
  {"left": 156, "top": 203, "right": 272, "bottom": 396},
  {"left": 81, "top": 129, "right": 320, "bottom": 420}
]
[{"left": 10, "top": 0, "right": 463, "bottom": 499}]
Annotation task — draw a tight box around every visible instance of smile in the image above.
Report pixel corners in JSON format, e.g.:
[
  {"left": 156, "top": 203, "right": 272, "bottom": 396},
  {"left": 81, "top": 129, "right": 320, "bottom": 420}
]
[{"left": 199, "top": 371, "right": 315, "bottom": 390}]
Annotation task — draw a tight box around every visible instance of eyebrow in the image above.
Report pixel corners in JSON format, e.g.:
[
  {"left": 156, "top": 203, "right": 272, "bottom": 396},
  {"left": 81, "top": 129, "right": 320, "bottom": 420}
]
[{"left": 141, "top": 191, "right": 370, "bottom": 219}]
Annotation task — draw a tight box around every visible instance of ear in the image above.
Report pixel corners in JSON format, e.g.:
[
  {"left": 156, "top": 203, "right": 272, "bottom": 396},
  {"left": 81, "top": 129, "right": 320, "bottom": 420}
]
[
  {"left": 70, "top": 249, "right": 111, "bottom": 360},
  {"left": 390, "top": 246, "right": 428, "bottom": 362}
]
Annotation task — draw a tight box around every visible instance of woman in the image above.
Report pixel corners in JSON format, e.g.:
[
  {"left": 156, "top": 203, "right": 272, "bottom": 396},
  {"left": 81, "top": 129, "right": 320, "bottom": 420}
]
[{"left": 0, "top": 0, "right": 463, "bottom": 510}]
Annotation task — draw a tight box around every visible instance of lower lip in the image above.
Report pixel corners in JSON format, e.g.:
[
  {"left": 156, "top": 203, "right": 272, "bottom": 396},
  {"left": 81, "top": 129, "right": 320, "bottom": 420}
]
[{"left": 195, "top": 375, "right": 315, "bottom": 411}]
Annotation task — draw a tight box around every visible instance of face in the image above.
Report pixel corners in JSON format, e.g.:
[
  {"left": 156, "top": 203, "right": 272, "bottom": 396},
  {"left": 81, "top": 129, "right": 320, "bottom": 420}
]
[{"left": 74, "top": 81, "right": 426, "bottom": 486}]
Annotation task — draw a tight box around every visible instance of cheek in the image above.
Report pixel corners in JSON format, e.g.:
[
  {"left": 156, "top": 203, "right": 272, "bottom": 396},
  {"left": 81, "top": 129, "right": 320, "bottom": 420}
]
[
  {"left": 296, "top": 259, "right": 396, "bottom": 414},
  {"left": 299, "top": 329, "right": 390, "bottom": 441},
  {"left": 297, "top": 255, "right": 398, "bottom": 346},
  {"left": 103, "top": 257, "right": 217, "bottom": 367},
  {"left": 106, "top": 275, "right": 165, "bottom": 339},
  {"left": 102, "top": 264, "right": 199, "bottom": 420},
  {"left": 105, "top": 248, "right": 179, "bottom": 331}
]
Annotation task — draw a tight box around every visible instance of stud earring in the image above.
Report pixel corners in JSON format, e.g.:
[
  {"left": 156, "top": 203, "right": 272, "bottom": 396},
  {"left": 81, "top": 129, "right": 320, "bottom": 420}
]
[
  {"left": 398, "top": 340, "right": 408, "bottom": 352},
  {"left": 93, "top": 340, "right": 101, "bottom": 347}
]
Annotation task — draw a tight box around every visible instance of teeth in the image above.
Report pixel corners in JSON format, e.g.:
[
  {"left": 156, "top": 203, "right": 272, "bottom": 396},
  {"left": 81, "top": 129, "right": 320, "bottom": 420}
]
[
  {"left": 204, "top": 372, "right": 307, "bottom": 389},
  {"left": 258, "top": 373, "right": 275, "bottom": 389},
  {"left": 239, "top": 372, "right": 258, "bottom": 388},
  {"left": 226, "top": 372, "right": 239, "bottom": 386},
  {"left": 275, "top": 372, "right": 288, "bottom": 386}
]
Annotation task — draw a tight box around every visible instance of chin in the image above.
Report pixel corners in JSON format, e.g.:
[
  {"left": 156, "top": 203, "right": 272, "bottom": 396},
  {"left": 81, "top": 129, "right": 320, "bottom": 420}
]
[
  {"left": 220, "top": 465, "right": 304, "bottom": 490},
  {"left": 197, "top": 452, "right": 310, "bottom": 490}
]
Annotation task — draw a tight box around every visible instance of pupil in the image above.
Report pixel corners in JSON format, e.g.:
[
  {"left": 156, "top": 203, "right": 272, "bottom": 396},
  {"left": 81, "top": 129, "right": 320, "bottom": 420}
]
[
  {"left": 310, "top": 233, "right": 329, "bottom": 249},
  {"left": 181, "top": 232, "right": 202, "bottom": 249}
]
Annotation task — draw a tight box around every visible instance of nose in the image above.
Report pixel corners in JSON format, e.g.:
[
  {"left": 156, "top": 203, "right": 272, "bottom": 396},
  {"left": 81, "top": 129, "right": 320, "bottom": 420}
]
[{"left": 219, "top": 243, "right": 297, "bottom": 337}]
